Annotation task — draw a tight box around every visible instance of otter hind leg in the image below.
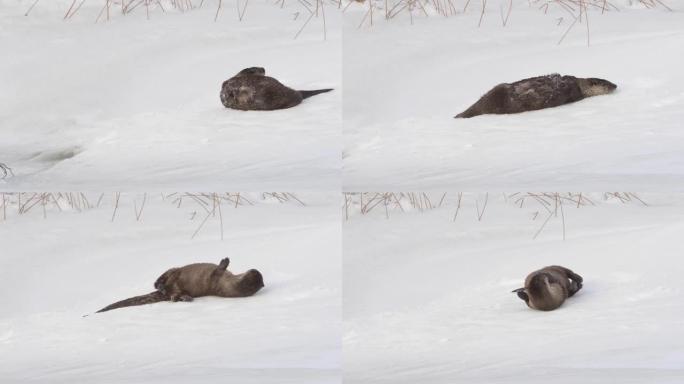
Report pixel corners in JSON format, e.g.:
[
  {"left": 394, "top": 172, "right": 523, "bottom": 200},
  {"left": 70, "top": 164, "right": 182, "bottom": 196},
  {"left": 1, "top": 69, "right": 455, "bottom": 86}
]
[
  {"left": 163, "top": 279, "right": 192, "bottom": 302},
  {"left": 568, "top": 270, "right": 583, "bottom": 284},
  {"left": 209, "top": 259, "right": 231, "bottom": 291},
  {"left": 549, "top": 265, "right": 583, "bottom": 297},
  {"left": 218, "top": 257, "right": 230, "bottom": 270},
  {"left": 171, "top": 293, "right": 194, "bottom": 302},
  {"left": 549, "top": 265, "right": 582, "bottom": 281},
  {"left": 551, "top": 265, "right": 584, "bottom": 297},
  {"left": 567, "top": 273, "right": 583, "bottom": 297},
  {"left": 154, "top": 268, "right": 180, "bottom": 293},
  {"left": 155, "top": 268, "right": 185, "bottom": 298}
]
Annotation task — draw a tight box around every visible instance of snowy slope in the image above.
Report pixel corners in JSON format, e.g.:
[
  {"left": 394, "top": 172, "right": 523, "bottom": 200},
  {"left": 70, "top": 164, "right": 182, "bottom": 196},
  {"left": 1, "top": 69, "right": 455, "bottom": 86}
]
[
  {"left": 0, "top": 1, "right": 340, "bottom": 190},
  {"left": 344, "top": 194, "right": 684, "bottom": 383},
  {"left": 0, "top": 193, "right": 341, "bottom": 383},
  {"left": 343, "top": 2, "right": 684, "bottom": 190}
]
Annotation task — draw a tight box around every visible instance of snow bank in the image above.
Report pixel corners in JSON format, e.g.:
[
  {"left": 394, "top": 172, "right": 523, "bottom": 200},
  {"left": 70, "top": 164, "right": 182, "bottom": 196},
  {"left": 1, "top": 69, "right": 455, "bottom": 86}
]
[
  {"left": 343, "top": 3, "right": 684, "bottom": 190},
  {"left": 344, "top": 193, "right": 684, "bottom": 383},
  {"left": 0, "top": 193, "right": 341, "bottom": 383},
  {"left": 0, "top": 1, "right": 340, "bottom": 190}
]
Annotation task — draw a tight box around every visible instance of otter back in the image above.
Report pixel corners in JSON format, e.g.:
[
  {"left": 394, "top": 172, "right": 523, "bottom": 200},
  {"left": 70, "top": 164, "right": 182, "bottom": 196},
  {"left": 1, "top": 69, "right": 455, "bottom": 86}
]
[{"left": 456, "top": 74, "right": 616, "bottom": 118}]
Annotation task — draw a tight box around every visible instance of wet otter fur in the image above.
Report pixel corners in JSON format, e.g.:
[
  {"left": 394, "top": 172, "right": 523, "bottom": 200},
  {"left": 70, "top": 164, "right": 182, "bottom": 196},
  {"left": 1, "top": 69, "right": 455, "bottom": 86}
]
[
  {"left": 220, "top": 67, "right": 333, "bottom": 111},
  {"left": 96, "top": 258, "right": 264, "bottom": 313},
  {"left": 512, "top": 265, "right": 583, "bottom": 311},
  {"left": 455, "top": 74, "right": 617, "bottom": 118}
]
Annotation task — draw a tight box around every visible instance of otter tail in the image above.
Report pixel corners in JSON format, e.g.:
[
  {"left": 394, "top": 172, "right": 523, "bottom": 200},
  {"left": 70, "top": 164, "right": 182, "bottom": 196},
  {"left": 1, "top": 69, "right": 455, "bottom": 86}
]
[
  {"left": 299, "top": 88, "right": 333, "bottom": 99},
  {"left": 96, "top": 291, "right": 168, "bottom": 313}
]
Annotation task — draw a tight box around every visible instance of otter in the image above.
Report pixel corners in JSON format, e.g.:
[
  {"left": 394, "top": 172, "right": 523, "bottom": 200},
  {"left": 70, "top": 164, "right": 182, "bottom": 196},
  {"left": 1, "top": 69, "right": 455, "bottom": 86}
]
[
  {"left": 455, "top": 74, "right": 617, "bottom": 118},
  {"left": 512, "top": 265, "right": 583, "bottom": 311},
  {"left": 96, "top": 258, "right": 264, "bottom": 313},
  {"left": 220, "top": 66, "right": 333, "bottom": 111}
]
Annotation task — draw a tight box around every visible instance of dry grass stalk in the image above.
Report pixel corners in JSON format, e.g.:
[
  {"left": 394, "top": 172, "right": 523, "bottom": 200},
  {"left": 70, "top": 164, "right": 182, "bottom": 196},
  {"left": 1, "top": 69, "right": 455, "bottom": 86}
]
[
  {"left": 1, "top": 193, "right": 6, "bottom": 221},
  {"left": 345, "top": 192, "right": 650, "bottom": 240},
  {"left": 478, "top": 0, "right": 487, "bottom": 26},
  {"left": 0, "top": 163, "right": 14, "bottom": 179},
  {"left": 0, "top": 192, "right": 306, "bottom": 240},
  {"left": 134, "top": 192, "right": 147, "bottom": 221},
  {"left": 295, "top": 0, "right": 329, "bottom": 39},
  {"left": 54, "top": 0, "right": 327, "bottom": 39},
  {"left": 452, "top": 192, "right": 463, "bottom": 221},
  {"left": 346, "top": 192, "right": 453, "bottom": 217},
  {"left": 355, "top": 0, "right": 670, "bottom": 45},
  {"left": 111, "top": 192, "right": 121, "bottom": 222},
  {"left": 24, "top": 0, "right": 41, "bottom": 16},
  {"left": 500, "top": 0, "right": 512, "bottom": 25},
  {"left": 476, "top": 192, "right": 488, "bottom": 220}
]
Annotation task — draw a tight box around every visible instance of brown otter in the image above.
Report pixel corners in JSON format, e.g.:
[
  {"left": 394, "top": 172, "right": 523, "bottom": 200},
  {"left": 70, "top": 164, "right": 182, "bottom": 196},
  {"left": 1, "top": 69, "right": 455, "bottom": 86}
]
[
  {"left": 96, "top": 257, "right": 264, "bottom": 313},
  {"left": 455, "top": 74, "right": 617, "bottom": 118},
  {"left": 512, "top": 265, "right": 583, "bottom": 311},
  {"left": 220, "top": 66, "right": 333, "bottom": 111}
]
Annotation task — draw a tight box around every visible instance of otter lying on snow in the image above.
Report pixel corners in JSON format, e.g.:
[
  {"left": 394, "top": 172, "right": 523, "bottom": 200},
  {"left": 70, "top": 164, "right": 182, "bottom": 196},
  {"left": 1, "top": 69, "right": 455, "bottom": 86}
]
[
  {"left": 512, "top": 265, "right": 583, "bottom": 311},
  {"left": 96, "top": 258, "right": 264, "bottom": 313},
  {"left": 220, "top": 67, "right": 333, "bottom": 111},
  {"left": 455, "top": 74, "right": 617, "bottom": 118}
]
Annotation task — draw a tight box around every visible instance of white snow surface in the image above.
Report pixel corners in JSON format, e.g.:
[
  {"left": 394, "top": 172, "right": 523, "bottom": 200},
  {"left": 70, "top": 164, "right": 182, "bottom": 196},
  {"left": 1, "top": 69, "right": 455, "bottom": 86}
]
[
  {"left": 0, "top": 1, "right": 340, "bottom": 190},
  {"left": 344, "top": 194, "right": 684, "bottom": 383},
  {"left": 0, "top": 193, "right": 341, "bottom": 383},
  {"left": 343, "top": 2, "right": 684, "bottom": 190}
]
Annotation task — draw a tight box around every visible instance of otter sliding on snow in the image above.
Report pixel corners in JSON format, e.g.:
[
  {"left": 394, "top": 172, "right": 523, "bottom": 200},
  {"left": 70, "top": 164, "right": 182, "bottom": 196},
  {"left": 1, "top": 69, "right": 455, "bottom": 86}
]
[
  {"left": 512, "top": 265, "right": 583, "bottom": 311},
  {"left": 220, "top": 67, "right": 333, "bottom": 111},
  {"left": 455, "top": 74, "right": 617, "bottom": 118},
  {"left": 96, "top": 258, "right": 264, "bottom": 313}
]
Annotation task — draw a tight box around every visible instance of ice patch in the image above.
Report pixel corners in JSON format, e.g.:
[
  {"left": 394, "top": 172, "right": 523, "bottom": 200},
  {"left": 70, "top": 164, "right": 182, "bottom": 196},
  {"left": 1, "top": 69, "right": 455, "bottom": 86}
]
[{"left": 28, "top": 146, "right": 82, "bottom": 163}]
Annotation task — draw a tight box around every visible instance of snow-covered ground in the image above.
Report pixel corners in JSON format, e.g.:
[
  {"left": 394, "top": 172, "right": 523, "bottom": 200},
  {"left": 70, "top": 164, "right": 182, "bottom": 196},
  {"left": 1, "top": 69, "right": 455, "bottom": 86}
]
[
  {"left": 344, "top": 193, "right": 684, "bottom": 383},
  {"left": 0, "top": 193, "right": 341, "bottom": 383},
  {"left": 343, "top": 2, "right": 684, "bottom": 190},
  {"left": 0, "top": 0, "right": 340, "bottom": 190}
]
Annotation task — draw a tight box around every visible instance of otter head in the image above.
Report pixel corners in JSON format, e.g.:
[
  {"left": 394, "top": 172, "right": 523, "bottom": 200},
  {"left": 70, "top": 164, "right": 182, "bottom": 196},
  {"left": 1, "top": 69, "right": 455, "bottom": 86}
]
[
  {"left": 577, "top": 77, "right": 617, "bottom": 97},
  {"left": 237, "top": 269, "right": 265, "bottom": 296},
  {"left": 230, "top": 85, "right": 255, "bottom": 107},
  {"left": 236, "top": 67, "right": 266, "bottom": 77}
]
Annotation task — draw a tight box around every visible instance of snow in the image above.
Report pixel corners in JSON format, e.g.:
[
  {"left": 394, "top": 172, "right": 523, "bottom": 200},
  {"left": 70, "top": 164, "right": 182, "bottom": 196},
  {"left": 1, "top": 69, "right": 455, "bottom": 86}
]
[
  {"left": 0, "top": 193, "right": 341, "bottom": 383},
  {"left": 344, "top": 193, "right": 684, "bottom": 383},
  {"left": 0, "top": 1, "right": 341, "bottom": 190},
  {"left": 343, "top": 2, "right": 684, "bottom": 190}
]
